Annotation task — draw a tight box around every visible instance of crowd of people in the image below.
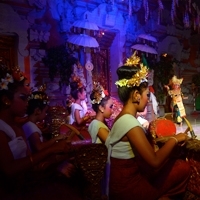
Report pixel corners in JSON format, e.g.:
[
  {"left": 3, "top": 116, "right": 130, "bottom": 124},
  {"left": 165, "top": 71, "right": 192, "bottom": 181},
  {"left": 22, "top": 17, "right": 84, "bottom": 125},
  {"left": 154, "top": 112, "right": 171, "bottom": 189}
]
[{"left": 0, "top": 51, "right": 191, "bottom": 199}]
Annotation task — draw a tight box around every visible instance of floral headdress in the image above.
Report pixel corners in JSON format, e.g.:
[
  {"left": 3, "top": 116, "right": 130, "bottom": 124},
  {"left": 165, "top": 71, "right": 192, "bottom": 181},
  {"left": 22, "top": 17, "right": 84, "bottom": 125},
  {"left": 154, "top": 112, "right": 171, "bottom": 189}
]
[
  {"left": 91, "top": 82, "right": 109, "bottom": 104},
  {"left": 0, "top": 66, "right": 25, "bottom": 90},
  {"left": 115, "top": 51, "right": 148, "bottom": 88},
  {"left": 70, "top": 75, "right": 84, "bottom": 89},
  {"left": 169, "top": 75, "right": 183, "bottom": 86},
  {"left": 28, "top": 84, "right": 49, "bottom": 105},
  {"left": 66, "top": 96, "right": 74, "bottom": 108}
]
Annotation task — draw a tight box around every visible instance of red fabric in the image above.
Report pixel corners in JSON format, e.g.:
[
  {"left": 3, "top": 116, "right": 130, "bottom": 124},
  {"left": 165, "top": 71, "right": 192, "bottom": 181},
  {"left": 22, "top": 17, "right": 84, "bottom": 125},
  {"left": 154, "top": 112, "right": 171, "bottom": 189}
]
[
  {"left": 149, "top": 86, "right": 155, "bottom": 93},
  {"left": 109, "top": 157, "right": 191, "bottom": 200}
]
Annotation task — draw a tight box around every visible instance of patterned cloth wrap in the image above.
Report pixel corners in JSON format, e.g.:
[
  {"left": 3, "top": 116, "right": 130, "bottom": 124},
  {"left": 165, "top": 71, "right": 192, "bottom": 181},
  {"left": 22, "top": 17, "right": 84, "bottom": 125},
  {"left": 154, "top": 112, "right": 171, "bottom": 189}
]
[
  {"left": 184, "top": 139, "right": 200, "bottom": 197},
  {"left": 148, "top": 118, "right": 200, "bottom": 198}
]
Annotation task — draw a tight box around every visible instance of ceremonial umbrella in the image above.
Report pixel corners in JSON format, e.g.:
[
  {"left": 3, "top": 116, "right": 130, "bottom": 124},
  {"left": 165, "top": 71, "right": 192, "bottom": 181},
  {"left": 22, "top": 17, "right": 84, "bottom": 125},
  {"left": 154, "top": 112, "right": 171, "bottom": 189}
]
[
  {"left": 72, "top": 19, "right": 99, "bottom": 31},
  {"left": 131, "top": 44, "right": 158, "bottom": 55},
  {"left": 138, "top": 34, "right": 157, "bottom": 43},
  {"left": 67, "top": 34, "right": 99, "bottom": 48}
]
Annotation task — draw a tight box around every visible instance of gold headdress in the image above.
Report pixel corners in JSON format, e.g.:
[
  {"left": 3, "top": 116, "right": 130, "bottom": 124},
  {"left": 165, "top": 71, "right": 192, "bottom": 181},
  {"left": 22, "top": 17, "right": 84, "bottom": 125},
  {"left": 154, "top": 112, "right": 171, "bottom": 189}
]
[
  {"left": 66, "top": 96, "right": 74, "bottom": 108},
  {"left": 0, "top": 66, "right": 25, "bottom": 90},
  {"left": 169, "top": 75, "right": 183, "bottom": 86},
  {"left": 70, "top": 75, "right": 84, "bottom": 89},
  {"left": 28, "top": 84, "right": 49, "bottom": 105},
  {"left": 91, "top": 82, "right": 108, "bottom": 104},
  {"left": 115, "top": 51, "right": 148, "bottom": 87},
  {"left": 124, "top": 51, "right": 141, "bottom": 66}
]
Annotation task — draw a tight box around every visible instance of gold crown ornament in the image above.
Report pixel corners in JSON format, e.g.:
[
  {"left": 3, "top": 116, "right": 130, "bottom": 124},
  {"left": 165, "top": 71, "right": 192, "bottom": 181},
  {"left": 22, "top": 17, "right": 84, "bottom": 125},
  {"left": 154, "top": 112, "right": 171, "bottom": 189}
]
[
  {"left": 169, "top": 75, "right": 183, "bottom": 86},
  {"left": 124, "top": 51, "right": 141, "bottom": 66},
  {"left": 70, "top": 75, "right": 84, "bottom": 89},
  {"left": 115, "top": 51, "right": 148, "bottom": 88},
  {"left": 28, "top": 84, "right": 49, "bottom": 105},
  {"left": 91, "top": 82, "right": 109, "bottom": 104}
]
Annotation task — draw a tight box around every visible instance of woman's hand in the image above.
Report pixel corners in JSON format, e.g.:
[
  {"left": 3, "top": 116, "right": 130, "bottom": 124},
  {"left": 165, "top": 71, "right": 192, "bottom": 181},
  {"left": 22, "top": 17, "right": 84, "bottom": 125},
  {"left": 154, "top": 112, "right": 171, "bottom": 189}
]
[
  {"left": 57, "top": 161, "right": 76, "bottom": 178},
  {"left": 172, "top": 133, "right": 189, "bottom": 146},
  {"left": 164, "top": 85, "right": 169, "bottom": 90},
  {"left": 142, "top": 121, "right": 150, "bottom": 130},
  {"left": 52, "top": 140, "right": 71, "bottom": 154},
  {"left": 54, "top": 134, "right": 68, "bottom": 141}
]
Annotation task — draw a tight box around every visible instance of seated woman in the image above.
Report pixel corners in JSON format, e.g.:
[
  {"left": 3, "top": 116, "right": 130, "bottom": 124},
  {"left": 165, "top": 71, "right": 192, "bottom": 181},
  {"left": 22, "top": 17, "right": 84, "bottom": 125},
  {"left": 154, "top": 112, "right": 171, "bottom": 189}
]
[
  {"left": 22, "top": 88, "right": 67, "bottom": 153},
  {"left": 69, "top": 76, "right": 94, "bottom": 126},
  {"left": 88, "top": 83, "right": 113, "bottom": 144},
  {"left": 0, "top": 65, "right": 70, "bottom": 196},
  {"left": 105, "top": 52, "right": 191, "bottom": 200}
]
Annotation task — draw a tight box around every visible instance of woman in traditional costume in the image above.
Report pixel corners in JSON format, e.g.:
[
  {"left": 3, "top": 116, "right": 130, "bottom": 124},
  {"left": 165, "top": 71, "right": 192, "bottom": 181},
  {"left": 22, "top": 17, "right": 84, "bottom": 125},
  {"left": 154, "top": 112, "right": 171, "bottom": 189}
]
[
  {"left": 88, "top": 83, "right": 113, "bottom": 144},
  {"left": 68, "top": 76, "right": 94, "bottom": 126},
  {"left": 22, "top": 88, "right": 67, "bottom": 153},
  {"left": 105, "top": 52, "right": 191, "bottom": 200},
  {"left": 165, "top": 76, "right": 187, "bottom": 124}
]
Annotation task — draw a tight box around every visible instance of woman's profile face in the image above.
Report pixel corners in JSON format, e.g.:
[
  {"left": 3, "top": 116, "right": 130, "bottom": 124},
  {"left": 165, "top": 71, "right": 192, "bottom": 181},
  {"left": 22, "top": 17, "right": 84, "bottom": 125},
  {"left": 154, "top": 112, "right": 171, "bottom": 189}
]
[
  {"left": 79, "top": 89, "right": 86, "bottom": 101},
  {"left": 138, "top": 88, "right": 149, "bottom": 112},
  {"left": 103, "top": 98, "right": 113, "bottom": 119},
  {"left": 38, "top": 105, "right": 49, "bottom": 122},
  {"left": 10, "top": 86, "right": 29, "bottom": 117}
]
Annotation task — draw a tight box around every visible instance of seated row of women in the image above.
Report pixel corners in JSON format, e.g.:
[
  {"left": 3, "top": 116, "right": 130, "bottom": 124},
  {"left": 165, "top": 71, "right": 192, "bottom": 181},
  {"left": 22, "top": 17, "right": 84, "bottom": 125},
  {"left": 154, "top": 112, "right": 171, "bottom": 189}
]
[
  {"left": 66, "top": 53, "right": 191, "bottom": 200},
  {"left": 0, "top": 52, "right": 191, "bottom": 199},
  {"left": 0, "top": 65, "right": 78, "bottom": 198},
  {"left": 67, "top": 76, "right": 149, "bottom": 144}
]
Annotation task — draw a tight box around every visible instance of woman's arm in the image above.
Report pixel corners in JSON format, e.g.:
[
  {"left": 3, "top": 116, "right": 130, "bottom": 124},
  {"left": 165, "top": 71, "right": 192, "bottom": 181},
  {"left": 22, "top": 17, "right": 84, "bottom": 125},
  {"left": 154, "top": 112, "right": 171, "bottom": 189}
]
[
  {"left": 74, "top": 109, "right": 90, "bottom": 125},
  {"left": 0, "top": 131, "right": 70, "bottom": 177},
  {"left": 97, "top": 127, "right": 109, "bottom": 144},
  {"left": 28, "top": 132, "right": 66, "bottom": 152},
  {"left": 127, "top": 126, "right": 187, "bottom": 169}
]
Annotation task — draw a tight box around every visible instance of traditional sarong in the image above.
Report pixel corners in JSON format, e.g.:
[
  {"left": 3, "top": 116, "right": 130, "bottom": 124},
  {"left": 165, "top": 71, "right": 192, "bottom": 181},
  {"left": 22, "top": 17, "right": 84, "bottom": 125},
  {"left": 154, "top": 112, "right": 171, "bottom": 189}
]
[{"left": 109, "top": 157, "right": 190, "bottom": 200}]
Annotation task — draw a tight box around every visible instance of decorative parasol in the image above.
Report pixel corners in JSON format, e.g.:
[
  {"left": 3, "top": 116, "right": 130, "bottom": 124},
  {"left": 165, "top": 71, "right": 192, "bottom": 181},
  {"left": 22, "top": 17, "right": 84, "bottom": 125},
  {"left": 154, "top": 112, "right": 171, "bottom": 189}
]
[
  {"left": 72, "top": 19, "right": 99, "bottom": 31},
  {"left": 67, "top": 34, "right": 99, "bottom": 48},
  {"left": 138, "top": 34, "right": 157, "bottom": 43},
  {"left": 131, "top": 44, "right": 158, "bottom": 55}
]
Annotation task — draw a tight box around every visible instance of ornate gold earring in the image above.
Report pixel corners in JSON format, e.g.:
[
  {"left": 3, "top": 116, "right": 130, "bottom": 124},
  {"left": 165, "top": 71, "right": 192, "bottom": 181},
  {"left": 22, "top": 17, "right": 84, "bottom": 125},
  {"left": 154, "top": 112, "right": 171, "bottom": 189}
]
[{"left": 5, "top": 101, "right": 10, "bottom": 106}]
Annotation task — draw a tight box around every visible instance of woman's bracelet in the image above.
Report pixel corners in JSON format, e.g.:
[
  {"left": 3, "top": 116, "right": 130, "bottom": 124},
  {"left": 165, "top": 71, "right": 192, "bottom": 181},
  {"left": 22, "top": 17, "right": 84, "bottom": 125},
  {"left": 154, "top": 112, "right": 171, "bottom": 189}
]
[
  {"left": 54, "top": 137, "right": 58, "bottom": 143},
  {"left": 169, "top": 136, "right": 178, "bottom": 144},
  {"left": 83, "top": 116, "right": 90, "bottom": 121},
  {"left": 29, "top": 155, "right": 34, "bottom": 164}
]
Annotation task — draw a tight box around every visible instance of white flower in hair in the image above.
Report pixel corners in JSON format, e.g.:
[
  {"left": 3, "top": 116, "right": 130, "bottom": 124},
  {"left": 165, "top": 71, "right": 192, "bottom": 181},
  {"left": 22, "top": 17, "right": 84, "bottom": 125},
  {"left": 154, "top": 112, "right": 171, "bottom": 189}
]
[
  {"left": 5, "top": 73, "right": 14, "bottom": 83},
  {"left": 0, "top": 73, "right": 14, "bottom": 90},
  {"left": 0, "top": 79, "right": 9, "bottom": 90}
]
